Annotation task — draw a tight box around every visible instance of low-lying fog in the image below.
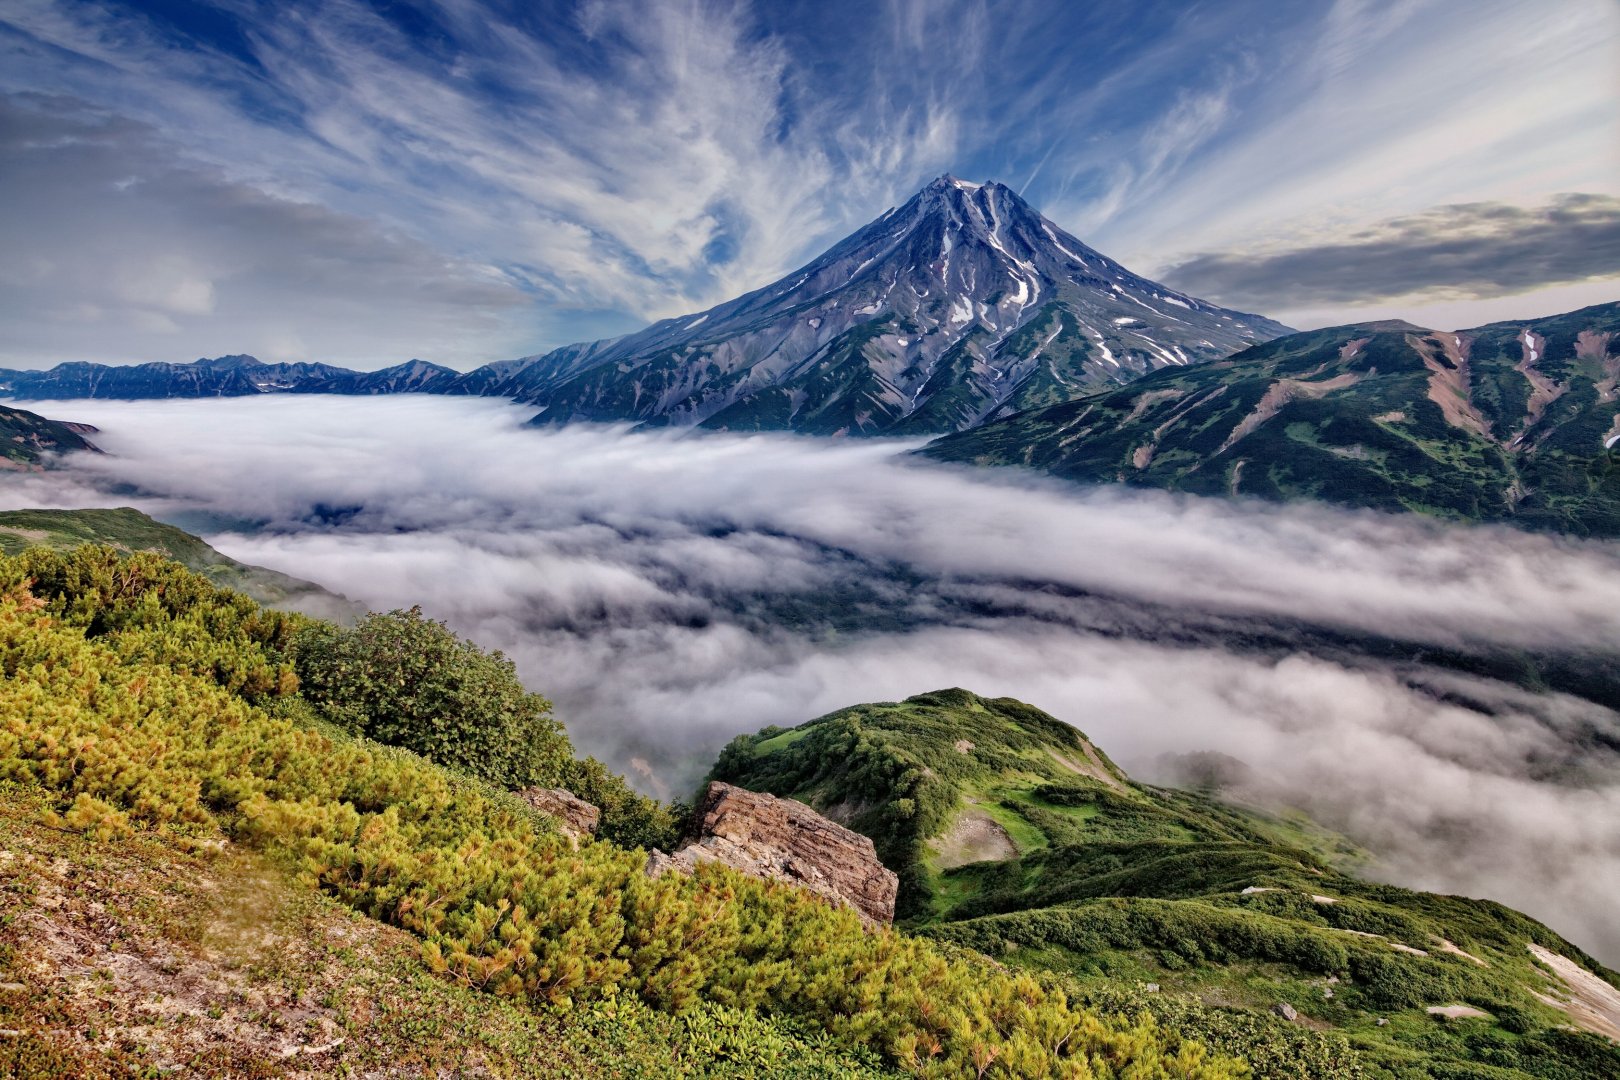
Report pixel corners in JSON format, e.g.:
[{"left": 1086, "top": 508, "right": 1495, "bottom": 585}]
[{"left": 5, "top": 395, "right": 1620, "bottom": 964}]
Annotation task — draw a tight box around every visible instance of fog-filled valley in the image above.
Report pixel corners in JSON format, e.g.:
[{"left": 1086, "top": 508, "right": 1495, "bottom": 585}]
[{"left": 5, "top": 393, "right": 1619, "bottom": 967}]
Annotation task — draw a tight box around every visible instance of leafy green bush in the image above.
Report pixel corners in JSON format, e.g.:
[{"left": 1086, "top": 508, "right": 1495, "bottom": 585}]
[
  {"left": 293, "top": 606, "right": 675, "bottom": 848},
  {"left": 294, "top": 606, "right": 572, "bottom": 789}
]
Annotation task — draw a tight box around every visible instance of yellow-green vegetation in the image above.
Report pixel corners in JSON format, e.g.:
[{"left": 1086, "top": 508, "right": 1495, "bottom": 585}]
[
  {"left": 0, "top": 545, "right": 1243, "bottom": 1078},
  {"left": 712, "top": 690, "right": 1620, "bottom": 1079},
  {"left": 0, "top": 782, "right": 897, "bottom": 1079},
  {"left": 0, "top": 506, "right": 354, "bottom": 618}
]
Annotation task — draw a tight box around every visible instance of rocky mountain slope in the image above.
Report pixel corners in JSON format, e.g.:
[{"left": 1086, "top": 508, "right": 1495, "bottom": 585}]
[
  {"left": 922, "top": 301, "right": 1620, "bottom": 535},
  {"left": 0, "top": 405, "right": 98, "bottom": 468},
  {"left": 1, "top": 178, "right": 1289, "bottom": 436},
  {"left": 471, "top": 176, "right": 1291, "bottom": 435},
  {"left": 710, "top": 688, "right": 1620, "bottom": 1079},
  {"left": 0, "top": 355, "right": 458, "bottom": 399}
]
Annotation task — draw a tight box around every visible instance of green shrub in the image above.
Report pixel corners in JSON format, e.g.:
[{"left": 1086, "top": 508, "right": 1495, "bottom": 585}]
[
  {"left": 294, "top": 606, "right": 572, "bottom": 789},
  {"left": 292, "top": 606, "right": 675, "bottom": 848}
]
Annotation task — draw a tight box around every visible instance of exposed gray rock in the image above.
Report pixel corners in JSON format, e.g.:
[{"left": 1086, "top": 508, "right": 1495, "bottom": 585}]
[{"left": 1274, "top": 1002, "right": 1299, "bottom": 1022}]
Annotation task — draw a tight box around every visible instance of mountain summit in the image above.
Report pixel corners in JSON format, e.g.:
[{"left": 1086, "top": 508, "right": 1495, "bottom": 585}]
[
  {"left": 0, "top": 177, "right": 1291, "bottom": 435},
  {"left": 473, "top": 175, "right": 1293, "bottom": 435}
]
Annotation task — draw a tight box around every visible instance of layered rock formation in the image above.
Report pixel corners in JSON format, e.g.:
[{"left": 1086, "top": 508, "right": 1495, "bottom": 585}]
[
  {"left": 647, "top": 782, "right": 898, "bottom": 926},
  {"left": 516, "top": 786, "right": 601, "bottom": 843}
]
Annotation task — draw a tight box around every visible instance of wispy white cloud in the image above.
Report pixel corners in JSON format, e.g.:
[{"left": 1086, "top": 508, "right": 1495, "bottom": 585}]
[
  {"left": 1088, "top": 0, "right": 1620, "bottom": 310},
  {"left": 0, "top": 0, "right": 1615, "bottom": 361},
  {"left": 0, "top": 93, "right": 529, "bottom": 366}
]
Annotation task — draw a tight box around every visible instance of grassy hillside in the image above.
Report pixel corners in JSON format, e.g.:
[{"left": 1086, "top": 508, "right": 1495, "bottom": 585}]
[
  {"left": 710, "top": 689, "right": 1620, "bottom": 1079},
  {"left": 0, "top": 507, "right": 357, "bottom": 620},
  {"left": 0, "top": 405, "right": 98, "bottom": 468},
  {"left": 921, "top": 302, "right": 1620, "bottom": 537},
  {"left": 0, "top": 545, "right": 1244, "bottom": 1078}
]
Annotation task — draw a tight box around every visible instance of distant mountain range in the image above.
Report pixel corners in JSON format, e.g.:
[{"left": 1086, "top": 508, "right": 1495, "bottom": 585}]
[
  {"left": 923, "top": 301, "right": 1620, "bottom": 536},
  {"left": 0, "top": 355, "right": 457, "bottom": 400},
  {"left": 0, "top": 177, "right": 1290, "bottom": 436}
]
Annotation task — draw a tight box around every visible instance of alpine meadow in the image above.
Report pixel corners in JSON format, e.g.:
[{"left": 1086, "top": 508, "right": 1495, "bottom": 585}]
[{"left": 2, "top": 2, "right": 1619, "bottom": 1078}]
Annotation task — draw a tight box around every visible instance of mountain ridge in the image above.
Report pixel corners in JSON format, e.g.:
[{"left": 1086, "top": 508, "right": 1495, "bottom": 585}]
[
  {"left": 710, "top": 687, "right": 1620, "bottom": 1078},
  {"left": 921, "top": 300, "right": 1620, "bottom": 535},
  {"left": 0, "top": 356, "right": 460, "bottom": 399}
]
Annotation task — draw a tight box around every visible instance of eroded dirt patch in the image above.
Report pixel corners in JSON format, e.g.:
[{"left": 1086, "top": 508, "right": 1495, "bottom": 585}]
[
  {"left": 931, "top": 808, "right": 1017, "bottom": 869},
  {"left": 1047, "top": 743, "right": 1126, "bottom": 791},
  {"left": 1529, "top": 943, "right": 1620, "bottom": 1044},
  {"left": 1217, "top": 372, "right": 1362, "bottom": 454},
  {"left": 1412, "top": 333, "right": 1493, "bottom": 441}
]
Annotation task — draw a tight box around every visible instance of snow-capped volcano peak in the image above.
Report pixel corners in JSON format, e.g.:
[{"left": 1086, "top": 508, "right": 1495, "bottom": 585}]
[{"left": 464, "top": 177, "right": 1293, "bottom": 436}]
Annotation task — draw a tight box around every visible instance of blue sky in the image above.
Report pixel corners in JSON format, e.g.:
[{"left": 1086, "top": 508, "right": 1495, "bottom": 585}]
[{"left": 1, "top": 0, "right": 1616, "bottom": 368}]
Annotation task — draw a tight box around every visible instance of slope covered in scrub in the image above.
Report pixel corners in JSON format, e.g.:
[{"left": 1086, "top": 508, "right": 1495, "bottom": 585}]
[
  {"left": 711, "top": 690, "right": 1620, "bottom": 1079},
  {"left": 0, "top": 783, "right": 895, "bottom": 1079},
  {"left": 0, "top": 545, "right": 1241, "bottom": 1079},
  {"left": 0, "top": 506, "right": 355, "bottom": 619}
]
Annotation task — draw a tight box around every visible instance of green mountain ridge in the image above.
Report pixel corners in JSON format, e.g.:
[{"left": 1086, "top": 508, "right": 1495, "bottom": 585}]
[
  {"left": 709, "top": 688, "right": 1620, "bottom": 1079},
  {"left": 920, "top": 301, "right": 1620, "bottom": 537},
  {"left": 0, "top": 506, "right": 358, "bottom": 621}
]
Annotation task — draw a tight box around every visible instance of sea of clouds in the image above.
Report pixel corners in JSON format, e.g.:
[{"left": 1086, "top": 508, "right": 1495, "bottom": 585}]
[{"left": 4, "top": 394, "right": 1619, "bottom": 964}]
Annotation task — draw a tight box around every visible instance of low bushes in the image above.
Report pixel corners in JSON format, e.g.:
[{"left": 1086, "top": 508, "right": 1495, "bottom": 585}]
[{"left": 0, "top": 548, "right": 1241, "bottom": 1078}]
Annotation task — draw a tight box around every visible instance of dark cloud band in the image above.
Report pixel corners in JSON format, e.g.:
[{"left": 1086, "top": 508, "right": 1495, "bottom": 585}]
[{"left": 1163, "top": 194, "right": 1620, "bottom": 309}]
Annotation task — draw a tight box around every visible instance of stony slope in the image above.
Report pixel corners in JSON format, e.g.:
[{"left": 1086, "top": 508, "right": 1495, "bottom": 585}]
[
  {"left": 477, "top": 176, "right": 1291, "bottom": 435},
  {"left": 921, "top": 301, "right": 1620, "bottom": 536},
  {"left": 0, "top": 507, "right": 356, "bottom": 619},
  {"left": 709, "top": 688, "right": 1620, "bottom": 1079}
]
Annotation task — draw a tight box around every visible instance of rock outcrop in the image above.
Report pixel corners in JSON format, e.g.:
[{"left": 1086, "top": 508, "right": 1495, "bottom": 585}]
[
  {"left": 647, "top": 782, "right": 898, "bottom": 926},
  {"left": 516, "top": 787, "right": 600, "bottom": 842}
]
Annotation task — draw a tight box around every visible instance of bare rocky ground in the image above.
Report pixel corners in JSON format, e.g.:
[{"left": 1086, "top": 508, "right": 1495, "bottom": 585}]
[
  {"left": 929, "top": 807, "right": 1017, "bottom": 869},
  {"left": 1529, "top": 943, "right": 1620, "bottom": 1044},
  {"left": 0, "top": 784, "right": 649, "bottom": 1079}
]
